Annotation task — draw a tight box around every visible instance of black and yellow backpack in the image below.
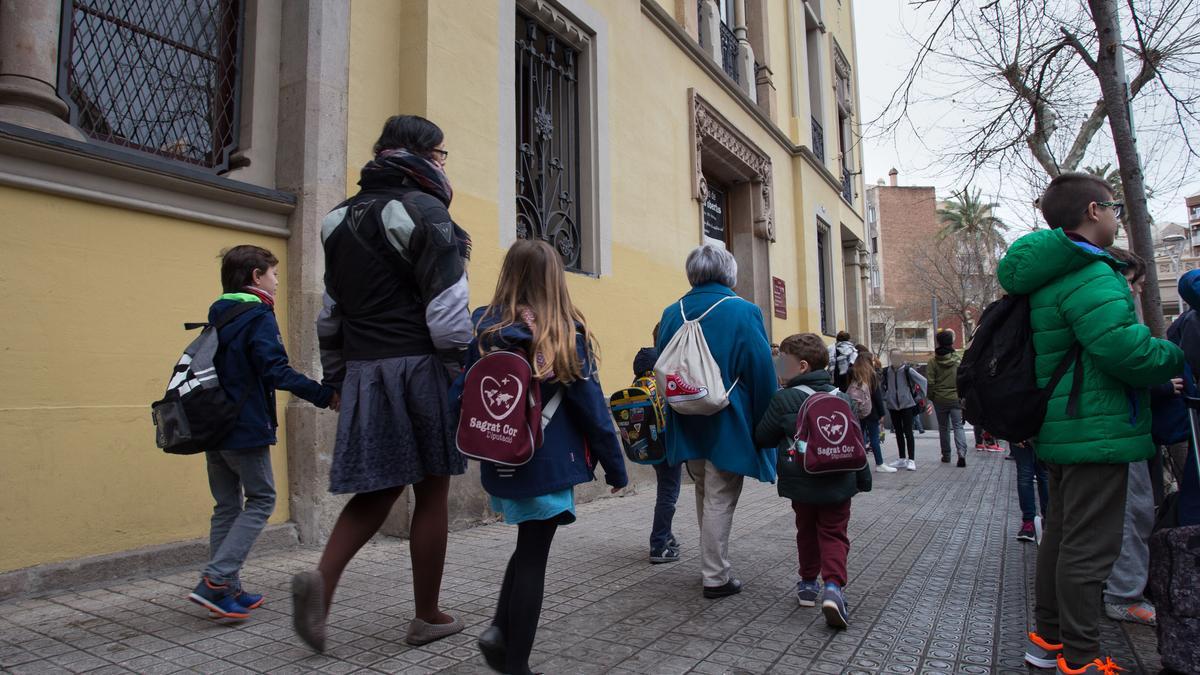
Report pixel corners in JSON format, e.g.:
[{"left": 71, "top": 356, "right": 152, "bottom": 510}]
[{"left": 609, "top": 373, "right": 667, "bottom": 464}]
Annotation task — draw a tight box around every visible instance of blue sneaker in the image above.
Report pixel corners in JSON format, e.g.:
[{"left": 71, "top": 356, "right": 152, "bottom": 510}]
[
  {"left": 795, "top": 579, "right": 821, "bottom": 607},
  {"left": 189, "top": 578, "right": 250, "bottom": 619},
  {"left": 821, "top": 583, "right": 849, "bottom": 629},
  {"left": 233, "top": 589, "right": 264, "bottom": 610}
]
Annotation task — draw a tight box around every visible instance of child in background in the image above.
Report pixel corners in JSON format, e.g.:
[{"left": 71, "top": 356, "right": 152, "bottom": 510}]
[
  {"left": 633, "top": 324, "right": 682, "bottom": 564},
  {"left": 755, "top": 333, "right": 872, "bottom": 629}
]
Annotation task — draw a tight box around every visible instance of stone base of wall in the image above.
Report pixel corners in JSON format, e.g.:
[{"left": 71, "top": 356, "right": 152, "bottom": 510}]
[
  {"left": 0, "top": 524, "right": 299, "bottom": 602},
  {"left": 0, "top": 464, "right": 667, "bottom": 602}
]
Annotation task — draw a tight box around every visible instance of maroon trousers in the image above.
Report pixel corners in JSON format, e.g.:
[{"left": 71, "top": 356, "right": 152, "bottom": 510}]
[{"left": 792, "top": 500, "right": 852, "bottom": 586}]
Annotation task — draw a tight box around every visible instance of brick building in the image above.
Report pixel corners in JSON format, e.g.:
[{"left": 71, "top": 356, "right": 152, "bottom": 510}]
[{"left": 866, "top": 169, "right": 966, "bottom": 362}]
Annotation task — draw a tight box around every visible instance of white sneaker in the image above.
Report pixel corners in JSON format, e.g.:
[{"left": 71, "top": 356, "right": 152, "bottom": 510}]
[
  {"left": 888, "top": 459, "right": 907, "bottom": 468},
  {"left": 876, "top": 463, "right": 898, "bottom": 473},
  {"left": 905, "top": 459, "right": 917, "bottom": 471}
]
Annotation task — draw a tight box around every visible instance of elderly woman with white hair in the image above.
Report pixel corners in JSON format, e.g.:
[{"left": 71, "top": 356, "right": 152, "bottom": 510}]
[{"left": 654, "top": 244, "right": 778, "bottom": 599}]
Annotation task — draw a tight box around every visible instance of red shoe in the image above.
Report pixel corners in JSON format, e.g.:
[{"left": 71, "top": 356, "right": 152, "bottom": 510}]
[
  {"left": 1055, "top": 655, "right": 1125, "bottom": 674},
  {"left": 663, "top": 373, "right": 708, "bottom": 402}
]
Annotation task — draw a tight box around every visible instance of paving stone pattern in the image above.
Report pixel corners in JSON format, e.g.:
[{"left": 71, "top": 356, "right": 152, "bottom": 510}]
[{"left": 0, "top": 435, "right": 1162, "bottom": 673}]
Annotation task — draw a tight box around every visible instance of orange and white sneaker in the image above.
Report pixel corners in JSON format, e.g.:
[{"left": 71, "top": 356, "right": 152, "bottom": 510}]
[
  {"left": 1025, "top": 632, "right": 1063, "bottom": 669},
  {"left": 1056, "top": 655, "right": 1126, "bottom": 674}
]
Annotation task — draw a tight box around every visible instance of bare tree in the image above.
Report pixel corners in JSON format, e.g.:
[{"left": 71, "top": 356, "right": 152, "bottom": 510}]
[
  {"left": 917, "top": 231, "right": 1004, "bottom": 342},
  {"left": 877, "top": 0, "right": 1200, "bottom": 335}
]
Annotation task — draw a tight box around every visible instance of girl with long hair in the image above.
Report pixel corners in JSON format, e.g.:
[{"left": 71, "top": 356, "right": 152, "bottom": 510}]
[
  {"left": 849, "top": 347, "right": 894, "bottom": 472},
  {"left": 452, "top": 239, "right": 628, "bottom": 675}
]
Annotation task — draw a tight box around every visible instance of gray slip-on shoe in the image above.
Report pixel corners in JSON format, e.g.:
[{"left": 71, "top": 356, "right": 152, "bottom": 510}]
[
  {"left": 405, "top": 616, "right": 465, "bottom": 646},
  {"left": 291, "top": 571, "right": 327, "bottom": 653}
]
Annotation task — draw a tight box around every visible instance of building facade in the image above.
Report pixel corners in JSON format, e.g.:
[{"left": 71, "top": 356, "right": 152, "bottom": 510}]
[
  {"left": 0, "top": 0, "right": 867, "bottom": 590},
  {"left": 865, "top": 171, "right": 966, "bottom": 361}
]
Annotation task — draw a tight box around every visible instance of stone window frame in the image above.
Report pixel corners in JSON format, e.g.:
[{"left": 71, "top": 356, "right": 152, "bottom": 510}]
[
  {"left": 690, "top": 89, "right": 775, "bottom": 326},
  {"left": 0, "top": 0, "right": 290, "bottom": 238},
  {"left": 816, "top": 216, "right": 836, "bottom": 336},
  {"left": 498, "top": 0, "right": 611, "bottom": 277},
  {"left": 690, "top": 91, "right": 773, "bottom": 242}
]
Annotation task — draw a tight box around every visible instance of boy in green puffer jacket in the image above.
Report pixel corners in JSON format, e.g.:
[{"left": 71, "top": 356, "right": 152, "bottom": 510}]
[
  {"left": 998, "top": 173, "right": 1184, "bottom": 674},
  {"left": 755, "top": 333, "right": 871, "bottom": 630}
]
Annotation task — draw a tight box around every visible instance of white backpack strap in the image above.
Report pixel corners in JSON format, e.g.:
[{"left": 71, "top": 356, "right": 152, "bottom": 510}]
[
  {"left": 694, "top": 295, "right": 734, "bottom": 322},
  {"left": 791, "top": 385, "right": 817, "bottom": 396},
  {"left": 541, "top": 389, "right": 565, "bottom": 431}
]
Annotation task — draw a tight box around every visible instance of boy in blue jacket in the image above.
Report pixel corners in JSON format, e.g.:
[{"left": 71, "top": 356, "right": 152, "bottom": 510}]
[{"left": 188, "top": 246, "right": 337, "bottom": 619}]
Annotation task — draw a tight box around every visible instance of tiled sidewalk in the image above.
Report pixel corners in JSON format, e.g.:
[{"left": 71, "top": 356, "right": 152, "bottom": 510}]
[{"left": 0, "top": 434, "right": 1161, "bottom": 673}]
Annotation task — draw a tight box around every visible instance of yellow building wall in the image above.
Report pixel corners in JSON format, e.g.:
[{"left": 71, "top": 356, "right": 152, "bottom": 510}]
[
  {"left": 346, "top": 0, "right": 865, "bottom": 390},
  {"left": 0, "top": 186, "right": 293, "bottom": 572}
]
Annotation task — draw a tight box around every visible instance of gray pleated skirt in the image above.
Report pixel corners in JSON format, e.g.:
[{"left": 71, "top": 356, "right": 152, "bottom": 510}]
[{"left": 329, "top": 354, "right": 466, "bottom": 494}]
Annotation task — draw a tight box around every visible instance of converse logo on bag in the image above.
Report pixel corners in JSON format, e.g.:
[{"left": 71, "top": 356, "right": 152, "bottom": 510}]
[
  {"left": 481, "top": 375, "right": 523, "bottom": 421},
  {"left": 817, "top": 412, "right": 849, "bottom": 445},
  {"left": 664, "top": 373, "right": 708, "bottom": 401}
]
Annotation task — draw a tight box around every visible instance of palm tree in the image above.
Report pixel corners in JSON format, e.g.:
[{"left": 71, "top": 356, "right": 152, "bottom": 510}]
[
  {"left": 936, "top": 188, "right": 1008, "bottom": 248},
  {"left": 1083, "top": 163, "right": 1151, "bottom": 231}
]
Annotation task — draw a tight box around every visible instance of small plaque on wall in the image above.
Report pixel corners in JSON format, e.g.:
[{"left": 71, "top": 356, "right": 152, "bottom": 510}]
[
  {"left": 703, "top": 185, "right": 726, "bottom": 248},
  {"left": 772, "top": 276, "right": 787, "bottom": 319}
]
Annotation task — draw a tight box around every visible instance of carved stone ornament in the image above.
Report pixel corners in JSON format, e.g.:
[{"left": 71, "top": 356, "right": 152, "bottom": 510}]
[
  {"left": 691, "top": 92, "right": 775, "bottom": 241},
  {"left": 516, "top": 0, "right": 591, "bottom": 48}
]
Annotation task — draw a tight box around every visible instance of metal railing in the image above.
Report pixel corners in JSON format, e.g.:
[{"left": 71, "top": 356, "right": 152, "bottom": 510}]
[
  {"left": 842, "top": 167, "right": 854, "bottom": 203},
  {"left": 719, "top": 21, "right": 739, "bottom": 83},
  {"left": 812, "top": 117, "right": 825, "bottom": 163}
]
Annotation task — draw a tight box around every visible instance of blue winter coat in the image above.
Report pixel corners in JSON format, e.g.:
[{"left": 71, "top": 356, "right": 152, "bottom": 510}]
[
  {"left": 655, "top": 283, "right": 778, "bottom": 482},
  {"left": 449, "top": 307, "right": 629, "bottom": 499},
  {"left": 209, "top": 297, "right": 335, "bottom": 450}
]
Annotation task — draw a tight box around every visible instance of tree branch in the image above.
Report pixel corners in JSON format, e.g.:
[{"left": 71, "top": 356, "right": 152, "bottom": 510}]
[{"left": 1060, "top": 27, "right": 1098, "bottom": 72}]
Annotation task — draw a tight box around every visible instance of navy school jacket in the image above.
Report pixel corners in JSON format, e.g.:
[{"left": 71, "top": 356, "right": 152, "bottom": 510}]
[
  {"left": 209, "top": 297, "right": 335, "bottom": 451},
  {"left": 449, "top": 307, "right": 629, "bottom": 499}
]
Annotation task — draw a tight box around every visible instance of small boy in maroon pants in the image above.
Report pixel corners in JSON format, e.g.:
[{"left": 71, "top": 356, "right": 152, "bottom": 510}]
[{"left": 754, "top": 333, "right": 872, "bottom": 628}]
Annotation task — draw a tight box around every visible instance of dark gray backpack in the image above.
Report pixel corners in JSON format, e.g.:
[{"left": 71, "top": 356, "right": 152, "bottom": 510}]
[{"left": 151, "top": 304, "right": 259, "bottom": 454}]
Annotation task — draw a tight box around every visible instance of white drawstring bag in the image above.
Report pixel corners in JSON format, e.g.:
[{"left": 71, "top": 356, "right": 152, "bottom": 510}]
[{"left": 654, "top": 296, "right": 739, "bottom": 415}]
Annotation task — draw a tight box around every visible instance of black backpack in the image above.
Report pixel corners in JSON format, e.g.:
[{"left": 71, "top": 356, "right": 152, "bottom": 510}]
[
  {"left": 151, "top": 303, "right": 261, "bottom": 455},
  {"left": 957, "top": 294, "right": 1082, "bottom": 442}
]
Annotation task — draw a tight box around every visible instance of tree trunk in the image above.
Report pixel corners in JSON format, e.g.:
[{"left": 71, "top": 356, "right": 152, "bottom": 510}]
[{"left": 1087, "top": 0, "right": 1165, "bottom": 336}]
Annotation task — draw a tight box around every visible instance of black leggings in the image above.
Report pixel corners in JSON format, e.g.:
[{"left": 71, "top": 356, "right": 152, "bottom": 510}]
[
  {"left": 890, "top": 407, "right": 917, "bottom": 459},
  {"left": 493, "top": 518, "right": 559, "bottom": 675}
]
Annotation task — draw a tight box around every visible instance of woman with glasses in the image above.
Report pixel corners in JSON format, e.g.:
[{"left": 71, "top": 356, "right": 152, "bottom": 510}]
[{"left": 292, "top": 115, "right": 473, "bottom": 652}]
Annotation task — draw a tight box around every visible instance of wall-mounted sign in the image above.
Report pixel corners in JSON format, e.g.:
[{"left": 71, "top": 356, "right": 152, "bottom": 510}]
[
  {"left": 703, "top": 185, "right": 726, "bottom": 249},
  {"left": 772, "top": 276, "right": 787, "bottom": 319}
]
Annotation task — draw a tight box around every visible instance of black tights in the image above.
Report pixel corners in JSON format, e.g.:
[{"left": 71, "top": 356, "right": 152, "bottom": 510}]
[
  {"left": 890, "top": 407, "right": 917, "bottom": 459},
  {"left": 493, "top": 518, "right": 558, "bottom": 675}
]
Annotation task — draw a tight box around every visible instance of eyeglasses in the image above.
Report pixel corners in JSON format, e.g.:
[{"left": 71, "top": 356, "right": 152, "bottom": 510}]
[
  {"left": 431, "top": 148, "right": 449, "bottom": 163},
  {"left": 1096, "top": 200, "right": 1125, "bottom": 218}
]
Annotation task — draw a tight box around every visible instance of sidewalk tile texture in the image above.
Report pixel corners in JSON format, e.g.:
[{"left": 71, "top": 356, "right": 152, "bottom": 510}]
[{"left": 0, "top": 435, "right": 1161, "bottom": 673}]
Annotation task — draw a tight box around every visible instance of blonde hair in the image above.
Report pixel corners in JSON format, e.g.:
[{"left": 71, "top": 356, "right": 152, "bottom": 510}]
[{"left": 478, "top": 239, "right": 596, "bottom": 382}]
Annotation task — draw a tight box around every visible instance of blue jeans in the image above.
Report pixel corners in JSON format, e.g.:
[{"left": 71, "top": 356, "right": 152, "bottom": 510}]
[
  {"left": 1012, "top": 442, "right": 1048, "bottom": 523},
  {"left": 861, "top": 417, "right": 884, "bottom": 466},
  {"left": 650, "top": 462, "right": 682, "bottom": 551},
  {"left": 203, "top": 448, "right": 276, "bottom": 585}
]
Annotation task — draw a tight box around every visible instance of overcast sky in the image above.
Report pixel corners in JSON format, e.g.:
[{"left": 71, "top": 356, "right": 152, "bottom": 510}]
[{"left": 853, "top": 0, "right": 1200, "bottom": 230}]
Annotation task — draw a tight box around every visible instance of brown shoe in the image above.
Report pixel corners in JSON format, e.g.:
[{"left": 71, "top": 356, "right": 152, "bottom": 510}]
[
  {"left": 405, "top": 616, "right": 465, "bottom": 646},
  {"left": 291, "top": 571, "right": 326, "bottom": 652}
]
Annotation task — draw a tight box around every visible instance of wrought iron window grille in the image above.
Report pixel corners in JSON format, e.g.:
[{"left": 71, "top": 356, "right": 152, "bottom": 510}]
[
  {"left": 718, "top": 21, "right": 739, "bottom": 83},
  {"left": 515, "top": 12, "right": 584, "bottom": 272},
  {"left": 842, "top": 167, "right": 854, "bottom": 203},
  {"left": 812, "top": 117, "right": 825, "bottom": 164},
  {"left": 58, "top": 0, "right": 245, "bottom": 172}
]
